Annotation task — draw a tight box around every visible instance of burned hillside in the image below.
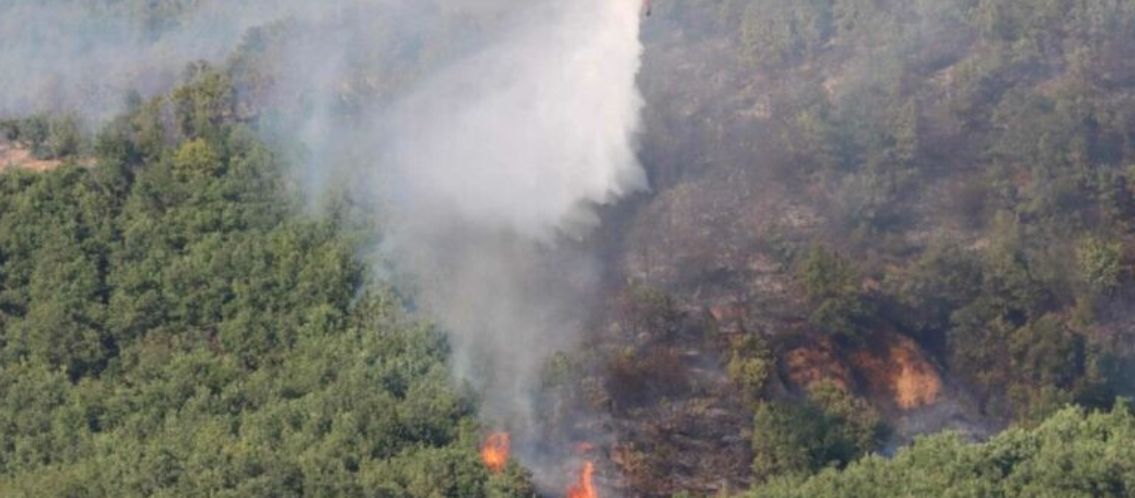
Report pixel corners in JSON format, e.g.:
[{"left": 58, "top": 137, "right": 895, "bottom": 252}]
[{"left": 540, "top": 1, "right": 1135, "bottom": 495}]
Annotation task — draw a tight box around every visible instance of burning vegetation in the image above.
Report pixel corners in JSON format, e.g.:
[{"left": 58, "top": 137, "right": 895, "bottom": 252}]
[
  {"left": 566, "top": 461, "right": 597, "bottom": 498},
  {"left": 480, "top": 432, "right": 511, "bottom": 474},
  {"left": 480, "top": 432, "right": 599, "bottom": 498}
]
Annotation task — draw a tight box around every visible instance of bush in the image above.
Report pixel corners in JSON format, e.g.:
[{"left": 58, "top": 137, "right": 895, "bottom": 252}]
[
  {"left": 1077, "top": 237, "right": 1126, "bottom": 297},
  {"left": 727, "top": 334, "right": 774, "bottom": 403},
  {"left": 744, "top": 404, "right": 1135, "bottom": 498},
  {"left": 798, "top": 246, "right": 870, "bottom": 338},
  {"left": 751, "top": 381, "right": 885, "bottom": 481}
]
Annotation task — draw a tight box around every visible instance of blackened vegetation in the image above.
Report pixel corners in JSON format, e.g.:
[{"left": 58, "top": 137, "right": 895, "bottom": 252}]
[{"left": 542, "top": 0, "right": 1135, "bottom": 496}]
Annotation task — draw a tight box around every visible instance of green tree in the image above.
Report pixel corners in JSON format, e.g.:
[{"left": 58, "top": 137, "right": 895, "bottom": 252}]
[
  {"left": 1077, "top": 237, "right": 1126, "bottom": 296},
  {"left": 0, "top": 70, "right": 520, "bottom": 497},
  {"left": 727, "top": 334, "right": 774, "bottom": 404},
  {"left": 744, "top": 404, "right": 1135, "bottom": 498},
  {"left": 751, "top": 381, "right": 884, "bottom": 481},
  {"left": 798, "top": 245, "right": 870, "bottom": 338}
]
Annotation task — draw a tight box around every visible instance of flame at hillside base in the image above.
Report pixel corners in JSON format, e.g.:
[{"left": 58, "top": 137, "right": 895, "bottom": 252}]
[
  {"left": 481, "top": 432, "right": 510, "bottom": 474},
  {"left": 566, "top": 461, "right": 597, "bottom": 498}
]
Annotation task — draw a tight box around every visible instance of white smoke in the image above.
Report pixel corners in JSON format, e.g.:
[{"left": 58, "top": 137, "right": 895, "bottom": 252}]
[
  {"left": 370, "top": 1, "right": 647, "bottom": 477},
  {"left": 382, "top": 0, "right": 646, "bottom": 237}
]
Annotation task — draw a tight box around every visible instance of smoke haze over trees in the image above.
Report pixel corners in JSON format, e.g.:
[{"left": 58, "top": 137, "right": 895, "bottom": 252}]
[
  {"left": 4, "top": 0, "right": 648, "bottom": 494},
  {"left": 3, "top": 0, "right": 1135, "bottom": 497}
]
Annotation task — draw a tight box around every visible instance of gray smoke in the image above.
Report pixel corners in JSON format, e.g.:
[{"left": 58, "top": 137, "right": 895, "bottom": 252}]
[{"left": 1, "top": 1, "right": 293, "bottom": 120}]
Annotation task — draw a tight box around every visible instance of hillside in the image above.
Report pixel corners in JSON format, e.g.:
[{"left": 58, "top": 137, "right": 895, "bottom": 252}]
[
  {"left": 2, "top": 1, "right": 1135, "bottom": 497},
  {"left": 0, "top": 79, "right": 534, "bottom": 496},
  {"left": 567, "top": 0, "right": 1135, "bottom": 495}
]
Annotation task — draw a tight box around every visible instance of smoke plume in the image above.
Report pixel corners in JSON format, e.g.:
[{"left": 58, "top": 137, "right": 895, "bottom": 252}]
[
  {"left": 370, "top": 1, "right": 647, "bottom": 484},
  {"left": 1, "top": 0, "right": 648, "bottom": 488}
]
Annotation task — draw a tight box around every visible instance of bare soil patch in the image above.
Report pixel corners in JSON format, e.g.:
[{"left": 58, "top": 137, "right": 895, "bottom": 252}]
[{"left": 0, "top": 141, "right": 67, "bottom": 172}]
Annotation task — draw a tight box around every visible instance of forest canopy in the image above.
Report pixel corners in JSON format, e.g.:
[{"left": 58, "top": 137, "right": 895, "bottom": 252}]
[
  {"left": 746, "top": 404, "right": 1135, "bottom": 498},
  {"left": 0, "top": 66, "right": 533, "bottom": 497}
]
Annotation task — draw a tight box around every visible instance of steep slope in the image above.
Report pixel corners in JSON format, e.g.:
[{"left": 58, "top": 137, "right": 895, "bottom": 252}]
[{"left": 566, "top": 1, "right": 1135, "bottom": 495}]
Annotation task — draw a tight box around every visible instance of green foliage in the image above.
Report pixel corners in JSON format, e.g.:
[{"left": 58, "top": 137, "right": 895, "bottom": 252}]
[
  {"left": 726, "top": 334, "right": 774, "bottom": 404},
  {"left": 1077, "top": 237, "right": 1126, "bottom": 296},
  {"left": 738, "top": 0, "right": 1135, "bottom": 396},
  {"left": 890, "top": 242, "right": 984, "bottom": 346},
  {"left": 751, "top": 381, "right": 885, "bottom": 481},
  {"left": 752, "top": 401, "right": 822, "bottom": 480},
  {"left": 7, "top": 1, "right": 1135, "bottom": 496},
  {"left": 740, "top": 0, "right": 835, "bottom": 68},
  {"left": 620, "top": 283, "right": 682, "bottom": 339},
  {"left": 172, "top": 62, "right": 235, "bottom": 140},
  {"left": 0, "top": 114, "right": 87, "bottom": 160},
  {"left": 744, "top": 403, "right": 1135, "bottom": 498},
  {"left": 934, "top": 233, "right": 1094, "bottom": 419},
  {"left": 798, "top": 245, "right": 870, "bottom": 338},
  {"left": 1009, "top": 316, "right": 1082, "bottom": 388},
  {"left": 172, "top": 139, "right": 222, "bottom": 179},
  {"left": 0, "top": 76, "right": 523, "bottom": 496}
]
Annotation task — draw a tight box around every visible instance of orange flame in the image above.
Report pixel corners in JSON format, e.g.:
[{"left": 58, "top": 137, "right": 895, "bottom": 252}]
[
  {"left": 481, "top": 432, "right": 510, "bottom": 473},
  {"left": 566, "top": 461, "right": 597, "bottom": 498}
]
